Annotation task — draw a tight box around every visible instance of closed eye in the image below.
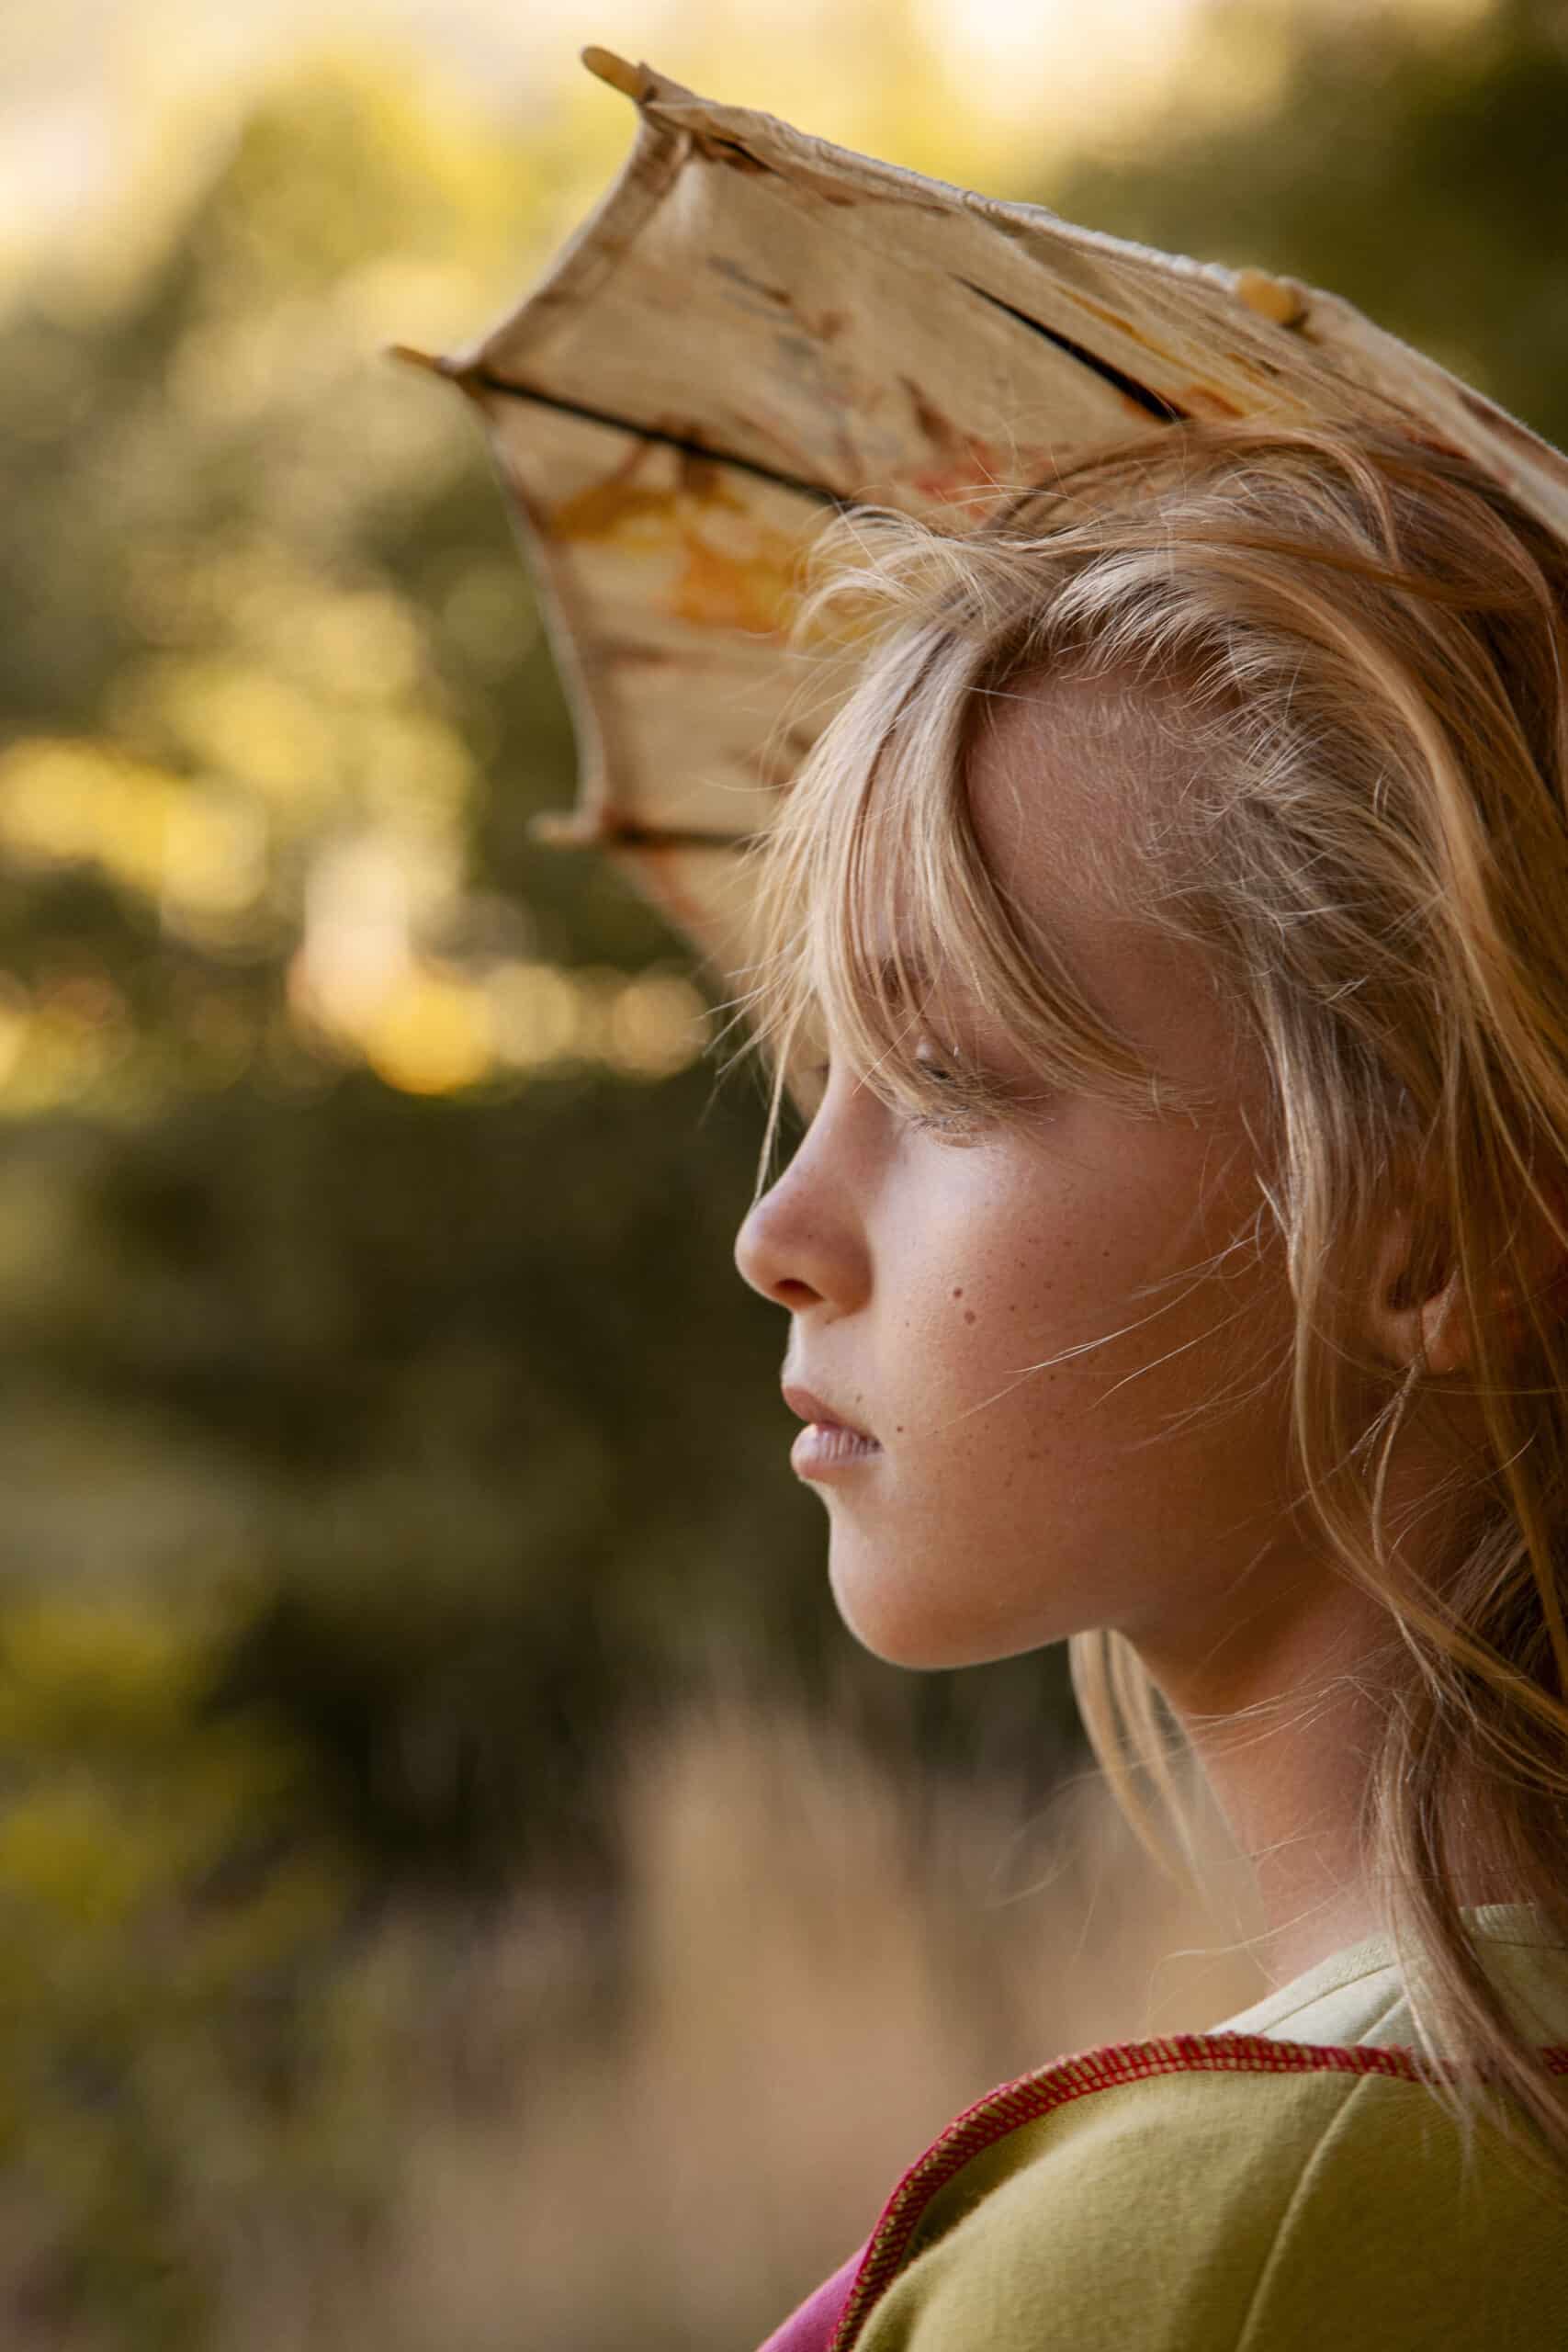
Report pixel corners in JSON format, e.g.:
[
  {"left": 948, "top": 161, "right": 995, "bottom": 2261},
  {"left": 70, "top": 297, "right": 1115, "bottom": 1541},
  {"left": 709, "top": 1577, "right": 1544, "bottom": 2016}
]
[
  {"left": 797, "top": 1045, "right": 998, "bottom": 1140},
  {"left": 913, "top": 1044, "right": 956, "bottom": 1085}
]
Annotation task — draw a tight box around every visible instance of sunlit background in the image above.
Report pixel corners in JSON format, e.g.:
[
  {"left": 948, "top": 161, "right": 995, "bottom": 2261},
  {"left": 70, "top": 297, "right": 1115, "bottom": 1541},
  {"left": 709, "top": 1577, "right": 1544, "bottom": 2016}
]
[{"left": 0, "top": 0, "right": 1562, "bottom": 2342}]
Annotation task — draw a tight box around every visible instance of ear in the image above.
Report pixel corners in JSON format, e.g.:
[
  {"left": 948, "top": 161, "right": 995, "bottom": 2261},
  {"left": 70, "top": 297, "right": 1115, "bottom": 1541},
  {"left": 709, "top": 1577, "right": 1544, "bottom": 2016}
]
[
  {"left": 1370, "top": 1182, "right": 1568, "bottom": 1378},
  {"left": 1368, "top": 1210, "right": 1472, "bottom": 1377}
]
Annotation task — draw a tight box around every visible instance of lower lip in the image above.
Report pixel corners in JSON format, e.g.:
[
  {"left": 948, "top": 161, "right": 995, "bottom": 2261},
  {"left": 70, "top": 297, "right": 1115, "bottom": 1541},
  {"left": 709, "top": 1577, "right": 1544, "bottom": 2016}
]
[{"left": 791, "top": 1423, "right": 883, "bottom": 1479}]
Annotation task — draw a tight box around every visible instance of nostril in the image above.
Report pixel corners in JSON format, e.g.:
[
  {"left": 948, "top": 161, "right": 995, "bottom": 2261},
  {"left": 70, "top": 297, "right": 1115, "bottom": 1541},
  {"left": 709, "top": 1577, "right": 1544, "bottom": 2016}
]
[{"left": 733, "top": 1167, "right": 865, "bottom": 1317}]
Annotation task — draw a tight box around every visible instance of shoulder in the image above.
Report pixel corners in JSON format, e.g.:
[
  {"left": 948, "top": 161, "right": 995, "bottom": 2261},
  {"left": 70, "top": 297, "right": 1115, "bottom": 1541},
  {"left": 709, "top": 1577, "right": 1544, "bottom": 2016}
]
[{"left": 840, "top": 2034, "right": 1568, "bottom": 2352}]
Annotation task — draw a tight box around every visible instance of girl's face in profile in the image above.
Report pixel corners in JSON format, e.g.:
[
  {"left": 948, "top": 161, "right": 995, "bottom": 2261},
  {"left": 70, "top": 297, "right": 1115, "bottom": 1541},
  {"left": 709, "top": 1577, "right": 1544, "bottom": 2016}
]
[{"left": 735, "top": 678, "right": 1317, "bottom": 1680}]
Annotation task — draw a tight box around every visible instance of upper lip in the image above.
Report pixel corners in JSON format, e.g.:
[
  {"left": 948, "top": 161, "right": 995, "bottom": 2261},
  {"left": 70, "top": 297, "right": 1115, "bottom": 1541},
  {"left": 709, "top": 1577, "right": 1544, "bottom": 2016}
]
[{"left": 782, "top": 1381, "right": 874, "bottom": 1441}]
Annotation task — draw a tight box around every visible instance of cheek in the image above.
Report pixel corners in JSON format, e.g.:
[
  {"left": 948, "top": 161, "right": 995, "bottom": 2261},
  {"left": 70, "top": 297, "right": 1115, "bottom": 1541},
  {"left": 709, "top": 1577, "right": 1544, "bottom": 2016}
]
[
  {"left": 881, "top": 1165, "right": 1138, "bottom": 1409},
  {"left": 828, "top": 1143, "right": 1291, "bottom": 1668}
]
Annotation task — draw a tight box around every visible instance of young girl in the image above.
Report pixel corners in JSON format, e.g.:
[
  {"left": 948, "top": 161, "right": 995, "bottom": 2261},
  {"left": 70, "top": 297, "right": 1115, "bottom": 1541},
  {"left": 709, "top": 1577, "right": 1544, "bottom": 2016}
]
[{"left": 731, "top": 416, "right": 1568, "bottom": 2349}]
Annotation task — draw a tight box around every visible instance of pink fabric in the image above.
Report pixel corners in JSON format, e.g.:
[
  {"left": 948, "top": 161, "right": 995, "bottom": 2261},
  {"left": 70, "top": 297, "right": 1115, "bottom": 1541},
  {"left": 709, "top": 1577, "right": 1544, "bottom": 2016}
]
[{"left": 755, "top": 2246, "right": 865, "bottom": 2352}]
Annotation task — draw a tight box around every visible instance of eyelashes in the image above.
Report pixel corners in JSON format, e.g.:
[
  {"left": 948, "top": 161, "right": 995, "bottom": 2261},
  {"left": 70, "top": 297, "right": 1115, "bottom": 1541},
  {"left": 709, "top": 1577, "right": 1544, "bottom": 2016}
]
[
  {"left": 803, "top": 1046, "right": 987, "bottom": 1141},
  {"left": 908, "top": 1046, "right": 977, "bottom": 1136},
  {"left": 912, "top": 1045, "right": 960, "bottom": 1091}
]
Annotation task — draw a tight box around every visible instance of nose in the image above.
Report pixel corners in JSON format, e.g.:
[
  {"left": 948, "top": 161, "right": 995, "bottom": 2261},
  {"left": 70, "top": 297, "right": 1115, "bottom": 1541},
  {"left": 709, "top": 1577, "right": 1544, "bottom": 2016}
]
[{"left": 733, "top": 1093, "right": 871, "bottom": 1317}]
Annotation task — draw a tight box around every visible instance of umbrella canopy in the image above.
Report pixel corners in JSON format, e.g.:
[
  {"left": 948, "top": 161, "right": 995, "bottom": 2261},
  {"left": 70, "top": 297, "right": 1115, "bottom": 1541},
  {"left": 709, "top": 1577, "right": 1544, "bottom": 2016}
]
[{"left": 389, "top": 45, "right": 1568, "bottom": 1003}]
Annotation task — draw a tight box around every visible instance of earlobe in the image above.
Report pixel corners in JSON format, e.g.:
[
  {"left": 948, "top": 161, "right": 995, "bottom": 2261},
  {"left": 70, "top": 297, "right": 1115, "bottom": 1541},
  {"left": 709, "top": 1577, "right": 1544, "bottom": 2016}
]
[{"left": 1416, "top": 1271, "right": 1472, "bottom": 1378}]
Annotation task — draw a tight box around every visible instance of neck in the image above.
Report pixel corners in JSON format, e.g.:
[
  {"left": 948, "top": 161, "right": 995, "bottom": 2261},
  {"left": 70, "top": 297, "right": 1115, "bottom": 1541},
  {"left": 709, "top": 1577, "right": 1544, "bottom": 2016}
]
[
  {"left": 1134, "top": 1414, "right": 1520, "bottom": 1991},
  {"left": 1136, "top": 1577, "right": 1393, "bottom": 1991}
]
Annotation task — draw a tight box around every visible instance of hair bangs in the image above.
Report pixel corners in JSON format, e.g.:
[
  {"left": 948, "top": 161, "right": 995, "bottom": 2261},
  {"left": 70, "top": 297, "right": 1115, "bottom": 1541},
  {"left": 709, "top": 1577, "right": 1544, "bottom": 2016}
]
[{"left": 736, "top": 587, "right": 1166, "bottom": 1149}]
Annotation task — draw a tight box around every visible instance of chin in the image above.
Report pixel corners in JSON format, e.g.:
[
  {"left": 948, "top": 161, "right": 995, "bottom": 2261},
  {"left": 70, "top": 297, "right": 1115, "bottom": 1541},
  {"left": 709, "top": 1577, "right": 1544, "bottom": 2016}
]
[{"left": 829, "top": 1555, "right": 1043, "bottom": 1673}]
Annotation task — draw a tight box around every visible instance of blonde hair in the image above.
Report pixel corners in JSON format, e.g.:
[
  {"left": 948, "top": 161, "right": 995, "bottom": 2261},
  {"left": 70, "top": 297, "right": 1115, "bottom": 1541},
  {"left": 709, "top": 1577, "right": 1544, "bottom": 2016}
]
[{"left": 733, "top": 415, "right": 1568, "bottom": 2181}]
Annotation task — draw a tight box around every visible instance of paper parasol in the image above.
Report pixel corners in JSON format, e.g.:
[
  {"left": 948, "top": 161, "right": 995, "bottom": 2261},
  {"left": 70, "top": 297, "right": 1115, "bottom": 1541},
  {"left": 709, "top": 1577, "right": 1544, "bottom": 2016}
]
[{"left": 389, "top": 45, "right": 1568, "bottom": 1001}]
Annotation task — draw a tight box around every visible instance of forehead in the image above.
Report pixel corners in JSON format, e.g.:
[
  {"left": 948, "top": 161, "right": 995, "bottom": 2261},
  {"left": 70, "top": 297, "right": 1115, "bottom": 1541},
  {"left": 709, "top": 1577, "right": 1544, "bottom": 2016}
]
[
  {"left": 960, "top": 668, "right": 1249, "bottom": 1099},
  {"left": 964, "top": 668, "right": 1166, "bottom": 939}
]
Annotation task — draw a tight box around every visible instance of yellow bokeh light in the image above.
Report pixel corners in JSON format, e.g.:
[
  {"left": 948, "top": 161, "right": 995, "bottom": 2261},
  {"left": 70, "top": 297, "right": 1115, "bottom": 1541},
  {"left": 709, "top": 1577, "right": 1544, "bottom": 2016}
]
[
  {"left": 0, "top": 983, "right": 29, "bottom": 1091},
  {"left": 485, "top": 959, "right": 586, "bottom": 1069},
  {"left": 159, "top": 797, "right": 270, "bottom": 916},
  {"left": 349, "top": 707, "right": 474, "bottom": 825},
  {"left": 605, "top": 972, "right": 708, "bottom": 1078},
  {"left": 333, "top": 256, "right": 496, "bottom": 352},
  {"left": 299, "top": 957, "right": 713, "bottom": 1094},
  {"left": 279, "top": 591, "right": 424, "bottom": 704},
  {"left": 359, "top": 964, "right": 493, "bottom": 1096},
  {"left": 124, "top": 660, "right": 340, "bottom": 810},
  {"left": 0, "top": 737, "right": 270, "bottom": 926}
]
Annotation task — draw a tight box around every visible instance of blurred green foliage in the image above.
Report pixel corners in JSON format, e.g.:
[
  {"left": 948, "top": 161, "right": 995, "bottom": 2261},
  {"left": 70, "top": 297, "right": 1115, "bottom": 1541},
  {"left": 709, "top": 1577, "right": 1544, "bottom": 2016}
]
[
  {"left": 0, "top": 0, "right": 1564, "bottom": 2338},
  {"left": 0, "top": 1586, "right": 380, "bottom": 2346}
]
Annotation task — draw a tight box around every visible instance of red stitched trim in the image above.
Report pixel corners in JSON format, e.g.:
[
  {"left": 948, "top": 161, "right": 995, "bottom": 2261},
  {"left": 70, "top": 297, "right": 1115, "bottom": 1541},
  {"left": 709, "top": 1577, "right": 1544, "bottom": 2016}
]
[{"left": 826, "top": 2032, "right": 1568, "bottom": 2352}]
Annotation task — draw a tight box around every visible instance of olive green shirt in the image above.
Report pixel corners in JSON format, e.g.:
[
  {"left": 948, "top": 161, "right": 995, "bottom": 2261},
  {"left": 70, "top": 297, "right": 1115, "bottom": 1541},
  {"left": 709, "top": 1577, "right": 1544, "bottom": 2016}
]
[{"left": 842, "top": 1906, "right": 1568, "bottom": 2351}]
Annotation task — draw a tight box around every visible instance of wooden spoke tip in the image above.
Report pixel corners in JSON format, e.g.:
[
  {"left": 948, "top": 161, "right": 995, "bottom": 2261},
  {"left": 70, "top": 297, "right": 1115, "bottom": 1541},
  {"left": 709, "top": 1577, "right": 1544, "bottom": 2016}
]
[
  {"left": 528, "top": 809, "right": 605, "bottom": 846},
  {"left": 1232, "top": 268, "right": 1310, "bottom": 329},
  {"left": 384, "top": 342, "right": 455, "bottom": 377},
  {"left": 581, "top": 47, "right": 649, "bottom": 101}
]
